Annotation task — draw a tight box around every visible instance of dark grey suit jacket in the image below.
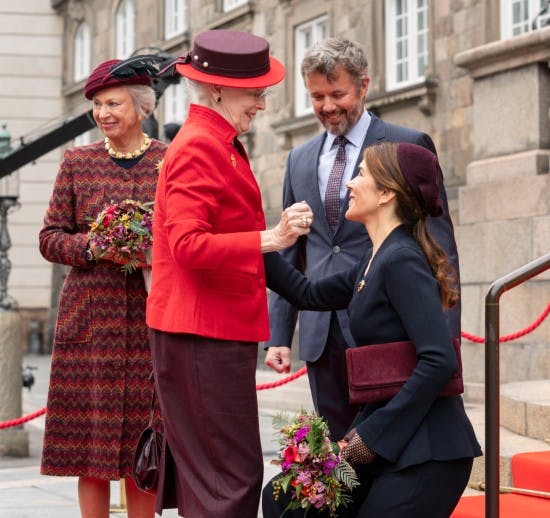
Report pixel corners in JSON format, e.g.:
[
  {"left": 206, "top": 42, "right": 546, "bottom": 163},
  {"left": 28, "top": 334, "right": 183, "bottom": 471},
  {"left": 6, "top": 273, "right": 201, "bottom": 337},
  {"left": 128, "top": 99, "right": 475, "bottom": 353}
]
[{"left": 266, "top": 112, "right": 461, "bottom": 362}]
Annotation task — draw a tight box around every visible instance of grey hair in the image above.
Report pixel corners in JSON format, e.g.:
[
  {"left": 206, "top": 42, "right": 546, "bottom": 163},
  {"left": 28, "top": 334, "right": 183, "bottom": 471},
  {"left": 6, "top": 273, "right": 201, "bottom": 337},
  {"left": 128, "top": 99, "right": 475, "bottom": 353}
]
[
  {"left": 301, "top": 38, "right": 369, "bottom": 89},
  {"left": 126, "top": 84, "right": 156, "bottom": 119},
  {"left": 184, "top": 78, "right": 213, "bottom": 108}
]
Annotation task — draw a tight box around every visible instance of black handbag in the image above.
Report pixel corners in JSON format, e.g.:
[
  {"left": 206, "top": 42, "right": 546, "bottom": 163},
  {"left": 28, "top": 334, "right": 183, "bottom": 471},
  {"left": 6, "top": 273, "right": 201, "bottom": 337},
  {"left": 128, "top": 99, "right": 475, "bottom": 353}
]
[{"left": 133, "top": 387, "right": 162, "bottom": 493}]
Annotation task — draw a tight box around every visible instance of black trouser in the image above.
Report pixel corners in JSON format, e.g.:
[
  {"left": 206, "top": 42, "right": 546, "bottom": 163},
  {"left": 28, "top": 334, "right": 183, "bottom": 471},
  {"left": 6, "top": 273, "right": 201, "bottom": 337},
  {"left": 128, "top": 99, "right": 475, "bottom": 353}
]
[
  {"left": 306, "top": 312, "right": 360, "bottom": 441},
  {"left": 262, "top": 457, "right": 473, "bottom": 518}
]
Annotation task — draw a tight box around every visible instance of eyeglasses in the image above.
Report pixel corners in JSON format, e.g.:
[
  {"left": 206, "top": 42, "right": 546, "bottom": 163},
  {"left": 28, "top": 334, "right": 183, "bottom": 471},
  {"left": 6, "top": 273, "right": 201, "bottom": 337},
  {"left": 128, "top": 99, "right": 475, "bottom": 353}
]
[{"left": 243, "top": 88, "right": 272, "bottom": 100}]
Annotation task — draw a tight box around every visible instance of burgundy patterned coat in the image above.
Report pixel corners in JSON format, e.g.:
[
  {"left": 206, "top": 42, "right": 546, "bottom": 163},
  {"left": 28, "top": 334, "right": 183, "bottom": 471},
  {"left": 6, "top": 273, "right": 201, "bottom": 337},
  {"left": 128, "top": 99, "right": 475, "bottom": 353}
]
[{"left": 39, "top": 139, "right": 166, "bottom": 479}]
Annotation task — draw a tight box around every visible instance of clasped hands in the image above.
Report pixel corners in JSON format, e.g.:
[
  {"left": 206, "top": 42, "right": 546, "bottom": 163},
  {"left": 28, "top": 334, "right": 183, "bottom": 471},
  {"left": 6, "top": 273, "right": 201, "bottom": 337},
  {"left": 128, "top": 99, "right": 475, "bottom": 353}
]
[
  {"left": 89, "top": 245, "right": 149, "bottom": 268},
  {"left": 261, "top": 201, "right": 314, "bottom": 253}
]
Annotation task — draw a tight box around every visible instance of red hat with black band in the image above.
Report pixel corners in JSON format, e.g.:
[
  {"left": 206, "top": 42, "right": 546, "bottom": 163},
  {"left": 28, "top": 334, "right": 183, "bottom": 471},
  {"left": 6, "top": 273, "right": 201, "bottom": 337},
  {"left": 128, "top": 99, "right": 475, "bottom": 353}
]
[{"left": 175, "top": 29, "right": 285, "bottom": 88}]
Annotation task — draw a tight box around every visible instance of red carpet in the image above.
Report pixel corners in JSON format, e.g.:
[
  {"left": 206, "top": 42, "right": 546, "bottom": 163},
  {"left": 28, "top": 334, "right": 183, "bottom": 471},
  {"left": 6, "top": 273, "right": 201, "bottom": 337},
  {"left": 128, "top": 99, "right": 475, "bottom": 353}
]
[
  {"left": 512, "top": 450, "right": 550, "bottom": 493},
  {"left": 451, "top": 493, "right": 550, "bottom": 517}
]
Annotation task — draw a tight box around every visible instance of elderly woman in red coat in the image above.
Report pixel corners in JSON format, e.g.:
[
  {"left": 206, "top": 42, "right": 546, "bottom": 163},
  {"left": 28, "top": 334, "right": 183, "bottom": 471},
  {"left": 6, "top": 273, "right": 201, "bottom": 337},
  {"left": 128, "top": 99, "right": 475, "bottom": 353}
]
[
  {"left": 146, "top": 29, "right": 313, "bottom": 518},
  {"left": 39, "top": 59, "right": 167, "bottom": 518}
]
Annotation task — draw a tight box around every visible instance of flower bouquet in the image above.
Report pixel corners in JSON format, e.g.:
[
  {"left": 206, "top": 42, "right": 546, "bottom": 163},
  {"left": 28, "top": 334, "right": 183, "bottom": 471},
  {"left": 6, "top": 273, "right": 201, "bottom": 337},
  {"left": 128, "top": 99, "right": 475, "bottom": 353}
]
[
  {"left": 271, "top": 411, "right": 359, "bottom": 517},
  {"left": 88, "top": 199, "right": 153, "bottom": 278}
]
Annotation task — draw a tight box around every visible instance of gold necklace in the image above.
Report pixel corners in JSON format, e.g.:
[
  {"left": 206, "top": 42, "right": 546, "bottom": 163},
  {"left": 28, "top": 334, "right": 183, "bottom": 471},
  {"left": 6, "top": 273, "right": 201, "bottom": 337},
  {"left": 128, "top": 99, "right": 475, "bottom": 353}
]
[{"left": 104, "top": 133, "right": 151, "bottom": 159}]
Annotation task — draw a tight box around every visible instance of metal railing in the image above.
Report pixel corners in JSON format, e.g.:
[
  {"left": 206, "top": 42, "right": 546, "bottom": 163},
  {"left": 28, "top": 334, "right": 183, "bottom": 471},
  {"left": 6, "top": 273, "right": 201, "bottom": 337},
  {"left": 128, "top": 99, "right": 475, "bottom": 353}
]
[{"left": 484, "top": 252, "right": 550, "bottom": 518}]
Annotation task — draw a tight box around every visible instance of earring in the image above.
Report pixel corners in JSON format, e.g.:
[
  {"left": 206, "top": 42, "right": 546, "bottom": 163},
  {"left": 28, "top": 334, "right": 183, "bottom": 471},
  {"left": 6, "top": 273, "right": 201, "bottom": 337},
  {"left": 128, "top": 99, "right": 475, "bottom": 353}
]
[{"left": 216, "top": 96, "right": 221, "bottom": 103}]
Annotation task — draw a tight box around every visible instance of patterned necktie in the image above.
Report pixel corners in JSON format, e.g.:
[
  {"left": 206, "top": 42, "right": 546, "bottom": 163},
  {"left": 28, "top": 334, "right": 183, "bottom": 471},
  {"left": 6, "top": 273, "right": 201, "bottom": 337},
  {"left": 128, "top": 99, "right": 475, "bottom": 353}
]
[{"left": 324, "top": 135, "right": 347, "bottom": 231}]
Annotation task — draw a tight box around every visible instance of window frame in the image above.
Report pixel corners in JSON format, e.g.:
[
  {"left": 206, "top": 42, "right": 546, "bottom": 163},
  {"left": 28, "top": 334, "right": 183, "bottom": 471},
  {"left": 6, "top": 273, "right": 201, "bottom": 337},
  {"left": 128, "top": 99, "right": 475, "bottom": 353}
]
[
  {"left": 116, "top": 0, "right": 135, "bottom": 59},
  {"left": 500, "top": 0, "right": 546, "bottom": 39},
  {"left": 385, "top": 0, "right": 429, "bottom": 91},
  {"left": 222, "top": 0, "right": 248, "bottom": 12},
  {"left": 73, "top": 22, "right": 91, "bottom": 83},
  {"left": 163, "top": 81, "right": 186, "bottom": 127},
  {"left": 294, "top": 15, "right": 329, "bottom": 117},
  {"left": 165, "top": 0, "right": 187, "bottom": 39}
]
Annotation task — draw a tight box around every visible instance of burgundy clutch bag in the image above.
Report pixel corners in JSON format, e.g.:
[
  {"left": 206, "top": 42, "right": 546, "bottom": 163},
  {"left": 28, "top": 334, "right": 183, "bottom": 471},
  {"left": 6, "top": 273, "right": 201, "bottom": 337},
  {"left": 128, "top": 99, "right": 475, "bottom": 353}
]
[{"left": 345, "top": 339, "right": 464, "bottom": 404}]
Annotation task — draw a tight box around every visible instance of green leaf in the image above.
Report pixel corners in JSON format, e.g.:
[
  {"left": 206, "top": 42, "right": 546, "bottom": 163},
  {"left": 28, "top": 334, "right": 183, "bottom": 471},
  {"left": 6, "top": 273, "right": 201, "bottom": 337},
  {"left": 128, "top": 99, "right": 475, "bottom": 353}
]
[{"left": 280, "top": 474, "right": 293, "bottom": 493}]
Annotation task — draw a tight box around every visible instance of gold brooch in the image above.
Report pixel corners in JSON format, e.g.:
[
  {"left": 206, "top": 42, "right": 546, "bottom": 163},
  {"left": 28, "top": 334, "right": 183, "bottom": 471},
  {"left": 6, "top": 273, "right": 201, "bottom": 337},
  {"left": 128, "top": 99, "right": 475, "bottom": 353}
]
[
  {"left": 231, "top": 154, "right": 237, "bottom": 168},
  {"left": 357, "top": 280, "right": 366, "bottom": 292}
]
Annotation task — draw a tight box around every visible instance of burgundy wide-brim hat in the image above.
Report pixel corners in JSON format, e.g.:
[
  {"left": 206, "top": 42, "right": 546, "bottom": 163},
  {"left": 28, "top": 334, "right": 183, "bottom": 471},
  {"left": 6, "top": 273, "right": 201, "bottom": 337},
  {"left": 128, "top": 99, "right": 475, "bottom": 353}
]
[
  {"left": 176, "top": 29, "right": 285, "bottom": 88},
  {"left": 396, "top": 143, "right": 443, "bottom": 217},
  {"left": 84, "top": 59, "right": 152, "bottom": 100}
]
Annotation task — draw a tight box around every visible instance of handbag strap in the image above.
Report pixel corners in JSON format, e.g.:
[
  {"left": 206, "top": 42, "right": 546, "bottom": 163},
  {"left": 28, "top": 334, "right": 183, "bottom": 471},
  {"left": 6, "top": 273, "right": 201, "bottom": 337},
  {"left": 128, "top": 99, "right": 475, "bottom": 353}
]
[{"left": 147, "top": 370, "right": 157, "bottom": 427}]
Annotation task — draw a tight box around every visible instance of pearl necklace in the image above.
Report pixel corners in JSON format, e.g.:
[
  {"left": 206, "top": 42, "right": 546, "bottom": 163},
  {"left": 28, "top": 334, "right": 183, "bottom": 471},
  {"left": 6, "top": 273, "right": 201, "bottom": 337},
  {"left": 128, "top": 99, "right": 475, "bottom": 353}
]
[{"left": 104, "top": 133, "right": 151, "bottom": 159}]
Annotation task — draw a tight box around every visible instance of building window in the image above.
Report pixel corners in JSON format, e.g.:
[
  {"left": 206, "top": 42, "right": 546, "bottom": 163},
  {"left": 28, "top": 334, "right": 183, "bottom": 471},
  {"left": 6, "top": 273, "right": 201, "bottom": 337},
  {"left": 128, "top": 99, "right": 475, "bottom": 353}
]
[
  {"left": 222, "top": 0, "right": 247, "bottom": 11},
  {"left": 500, "top": 0, "right": 546, "bottom": 38},
  {"left": 164, "top": 82, "right": 186, "bottom": 126},
  {"left": 75, "top": 131, "right": 91, "bottom": 147},
  {"left": 165, "top": 0, "right": 187, "bottom": 38},
  {"left": 74, "top": 23, "right": 91, "bottom": 82},
  {"left": 294, "top": 16, "right": 328, "bottom": 116},
  {"left": 116, "top": 0, "right": 135, "bottom": 59},
  {"left": 385, "top": 0, "right": 429, "bottom": 91}
]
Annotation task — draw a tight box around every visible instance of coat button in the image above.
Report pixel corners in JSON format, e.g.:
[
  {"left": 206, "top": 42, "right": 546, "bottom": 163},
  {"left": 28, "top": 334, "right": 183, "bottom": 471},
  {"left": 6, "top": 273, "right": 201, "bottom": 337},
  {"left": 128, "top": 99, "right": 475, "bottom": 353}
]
[{"left": 332, "top": 245, "right": 341, "bottom": 254}]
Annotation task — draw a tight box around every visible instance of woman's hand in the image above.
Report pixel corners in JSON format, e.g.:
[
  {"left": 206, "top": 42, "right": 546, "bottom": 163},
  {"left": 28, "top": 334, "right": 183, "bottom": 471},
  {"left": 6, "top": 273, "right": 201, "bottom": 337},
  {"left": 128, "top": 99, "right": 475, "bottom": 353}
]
[
  {"left": 260, "top": 201, "right": 313, "bottom": 253},
  {"left": 93, "top": 246, "right": 148, "bottom": 268},
  {"left": 339, "top": 430, "right": 377, "bottom": 465}
]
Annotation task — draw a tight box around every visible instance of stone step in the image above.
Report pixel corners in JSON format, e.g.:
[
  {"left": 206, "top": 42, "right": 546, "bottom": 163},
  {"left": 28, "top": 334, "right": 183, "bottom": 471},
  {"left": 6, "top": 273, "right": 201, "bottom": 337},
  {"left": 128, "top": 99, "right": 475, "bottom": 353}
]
[
  {"left": 465, "top": 403, "right": 549, "bottom": 487},
  {"left": 461, "top": 379, "right": 549, "bottom": 442},
  {"left": 500, "top": 379, "right": 550, "bottom": 441}
]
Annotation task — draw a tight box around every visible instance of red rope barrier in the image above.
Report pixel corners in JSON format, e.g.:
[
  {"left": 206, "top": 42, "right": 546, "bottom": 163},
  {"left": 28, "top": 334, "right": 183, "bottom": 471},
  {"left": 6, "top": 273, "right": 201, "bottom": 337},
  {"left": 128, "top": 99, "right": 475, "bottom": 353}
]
[
  {"left": 461, "top": 301, "right": 549, "bottom": 343},
  {"left": 1, "top": 302, "right": 547, "bottom": 430},
  {"left": 256, "top": 366, "right": 308, "bottom": 390},
  {"left": 0, "top": 407, "right": 46, "bottom": 430}
]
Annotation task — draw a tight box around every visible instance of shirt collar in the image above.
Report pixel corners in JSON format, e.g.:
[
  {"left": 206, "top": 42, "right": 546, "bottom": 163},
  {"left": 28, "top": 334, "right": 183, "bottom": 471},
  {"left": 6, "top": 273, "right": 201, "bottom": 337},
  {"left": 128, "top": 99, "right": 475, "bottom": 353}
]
[{"left": 326, "top": 110, "right": 371, "bottom": 149}]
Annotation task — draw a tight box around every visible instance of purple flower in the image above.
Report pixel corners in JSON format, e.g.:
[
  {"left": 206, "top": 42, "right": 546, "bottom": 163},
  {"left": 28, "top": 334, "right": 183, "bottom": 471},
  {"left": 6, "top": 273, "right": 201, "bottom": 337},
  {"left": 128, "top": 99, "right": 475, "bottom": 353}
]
[
  {"left": 294, "top": 426, "right": 310, "bottom": 442},
  {"left": 323, "top": 457, "right": 338, "bottom": 475}
]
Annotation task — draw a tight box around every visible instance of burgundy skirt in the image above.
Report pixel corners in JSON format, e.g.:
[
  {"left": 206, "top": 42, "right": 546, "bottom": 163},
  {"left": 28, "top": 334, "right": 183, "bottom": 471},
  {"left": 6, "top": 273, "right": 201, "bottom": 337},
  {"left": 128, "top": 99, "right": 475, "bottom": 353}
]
[{"left": 150, "top": 329, "right": 263, "bottom": 518}]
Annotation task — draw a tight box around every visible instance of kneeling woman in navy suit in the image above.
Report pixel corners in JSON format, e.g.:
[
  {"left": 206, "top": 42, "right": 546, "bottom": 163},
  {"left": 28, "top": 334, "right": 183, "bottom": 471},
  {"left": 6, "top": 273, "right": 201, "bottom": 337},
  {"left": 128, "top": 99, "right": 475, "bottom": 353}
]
[{"left": 263, "top": 141, "right": 482, "bottom": 517}]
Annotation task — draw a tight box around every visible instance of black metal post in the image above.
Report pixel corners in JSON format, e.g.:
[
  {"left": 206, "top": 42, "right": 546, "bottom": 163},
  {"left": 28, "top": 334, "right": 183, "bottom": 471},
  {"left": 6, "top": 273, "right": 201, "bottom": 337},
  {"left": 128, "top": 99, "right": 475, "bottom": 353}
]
[{"left": 484, "top": 253, "right": 550, "bottom": 518}]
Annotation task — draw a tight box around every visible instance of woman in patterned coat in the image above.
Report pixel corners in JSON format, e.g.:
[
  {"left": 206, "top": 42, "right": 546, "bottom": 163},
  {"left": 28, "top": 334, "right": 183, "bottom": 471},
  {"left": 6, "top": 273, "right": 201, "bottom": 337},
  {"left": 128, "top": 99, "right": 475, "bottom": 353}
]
[{"left": 39, "top": 59, "right": 167, "bottom": 518}]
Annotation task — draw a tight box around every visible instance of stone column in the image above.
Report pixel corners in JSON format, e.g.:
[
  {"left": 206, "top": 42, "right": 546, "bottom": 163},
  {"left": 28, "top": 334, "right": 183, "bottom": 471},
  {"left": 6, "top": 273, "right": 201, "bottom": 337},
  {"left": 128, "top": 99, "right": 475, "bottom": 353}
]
[
  {"left": 0, "top": 309, "right": 28, "bottom": 456},
  {"left": 454, "top": 27, "right": 550, "bottom": 385}
]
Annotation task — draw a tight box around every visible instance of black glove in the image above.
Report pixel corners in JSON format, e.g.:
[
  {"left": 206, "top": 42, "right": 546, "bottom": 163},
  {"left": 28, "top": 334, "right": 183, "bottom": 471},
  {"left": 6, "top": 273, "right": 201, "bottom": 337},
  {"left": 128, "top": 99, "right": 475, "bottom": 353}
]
[{"left": 341, "top": 431, "right": 376, "bottom": 465}]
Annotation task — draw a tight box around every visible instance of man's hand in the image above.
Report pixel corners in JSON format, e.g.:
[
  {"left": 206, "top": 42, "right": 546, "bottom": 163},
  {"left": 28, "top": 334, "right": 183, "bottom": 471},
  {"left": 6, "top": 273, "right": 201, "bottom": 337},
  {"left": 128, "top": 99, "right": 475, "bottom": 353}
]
[{"left": 265, "top": 346, "right": 291, "bottom": 373}]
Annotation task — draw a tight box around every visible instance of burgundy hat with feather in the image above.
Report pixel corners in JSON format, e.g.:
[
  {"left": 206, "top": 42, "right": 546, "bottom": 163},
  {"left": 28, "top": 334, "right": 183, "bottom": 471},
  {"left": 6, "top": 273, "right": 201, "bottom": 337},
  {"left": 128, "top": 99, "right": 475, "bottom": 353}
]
[{"left": 84, "top": 58, "right": 153, "bottom": 100}]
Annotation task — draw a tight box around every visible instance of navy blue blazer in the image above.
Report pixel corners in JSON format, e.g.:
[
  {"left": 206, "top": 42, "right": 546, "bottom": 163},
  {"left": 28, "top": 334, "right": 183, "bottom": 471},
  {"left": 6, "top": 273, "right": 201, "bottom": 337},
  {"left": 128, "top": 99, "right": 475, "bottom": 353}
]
[
  {"left": 266, "top": 113, "right": 461, "bottom": 361},
  {"left": 265, "top": 225, "right": 481, "bottom": 469}
]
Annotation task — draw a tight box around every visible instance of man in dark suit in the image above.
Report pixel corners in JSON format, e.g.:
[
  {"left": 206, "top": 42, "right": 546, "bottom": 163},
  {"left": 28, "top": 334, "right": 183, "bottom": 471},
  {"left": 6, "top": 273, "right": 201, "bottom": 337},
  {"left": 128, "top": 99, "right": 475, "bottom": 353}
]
[{"left": 265, "top": 37, "right": 460, "bottom": 440}]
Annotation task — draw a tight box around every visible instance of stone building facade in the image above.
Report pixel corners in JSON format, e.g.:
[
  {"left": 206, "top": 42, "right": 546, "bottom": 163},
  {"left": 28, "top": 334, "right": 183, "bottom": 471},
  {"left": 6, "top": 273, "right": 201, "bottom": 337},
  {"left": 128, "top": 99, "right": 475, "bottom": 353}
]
[
  {"left": 0, "top": 1, "right": 63, "bottom": 353},
  {"left": 4, "top": 1, "right": 548, "bottom": 373}
]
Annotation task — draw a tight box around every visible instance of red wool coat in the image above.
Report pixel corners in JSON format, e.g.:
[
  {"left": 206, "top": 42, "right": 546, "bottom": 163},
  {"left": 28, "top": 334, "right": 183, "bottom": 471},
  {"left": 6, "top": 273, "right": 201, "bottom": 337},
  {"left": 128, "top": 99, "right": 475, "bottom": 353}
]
[
  {"left": 39, "top": 139, "right": 167, "bottom": 479},
  {"left": 147, "top": 104, "right": 270, "bottom": 342}
]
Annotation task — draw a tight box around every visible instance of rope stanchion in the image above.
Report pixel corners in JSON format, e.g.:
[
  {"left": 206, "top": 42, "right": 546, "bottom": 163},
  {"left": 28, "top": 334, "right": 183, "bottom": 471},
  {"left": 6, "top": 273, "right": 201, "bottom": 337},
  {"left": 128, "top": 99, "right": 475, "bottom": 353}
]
[
  {"left": 0, "top": 302, "right": 547, "bottom": 430},
  {"left": 0, "top": 407, "right": 46, "bottom": 430},
  {"left": 461, "top": 301, "right": 549, "bottom": 343}
]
